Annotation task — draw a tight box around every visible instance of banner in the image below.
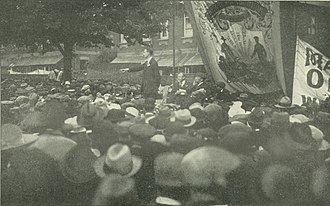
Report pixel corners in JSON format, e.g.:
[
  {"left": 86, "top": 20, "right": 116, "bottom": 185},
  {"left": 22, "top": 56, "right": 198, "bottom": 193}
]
[
  {"left": 185, "top": 1, "right": 281, "bottom": 94},
  {"left": 292, "top": 37, "right": 330, "bottom": 105}
]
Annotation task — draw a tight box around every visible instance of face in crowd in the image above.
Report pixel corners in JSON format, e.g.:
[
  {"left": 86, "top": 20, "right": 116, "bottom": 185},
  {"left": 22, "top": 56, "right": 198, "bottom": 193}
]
[{"left": 142, "top": 49, "right": 151, "bottom": 59}]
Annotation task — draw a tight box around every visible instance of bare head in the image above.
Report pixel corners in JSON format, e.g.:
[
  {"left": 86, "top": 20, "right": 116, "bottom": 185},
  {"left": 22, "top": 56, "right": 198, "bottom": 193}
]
[{"left": 142, "top": 48, "right": 153, "bottom": 59}]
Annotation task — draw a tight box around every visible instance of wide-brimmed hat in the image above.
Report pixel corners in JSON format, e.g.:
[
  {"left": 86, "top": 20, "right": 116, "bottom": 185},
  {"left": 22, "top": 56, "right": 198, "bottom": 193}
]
[
  {"left": 154, "top": 152, "right": 184, "bottom": 187},
  {"left": 171, "top": 109, "right": 196, "bottom": 127},
  {"left": 275, "top": 96, "right": 295, "bottom": 109},
  {"left": 93, "top": 143, "right": 142, "bottom": 178},
  {"left": 60, "top": 145, "right": 98, "bottom": 183},
  {"left": 181, "top": 146, "right": 241, "bottom": 187},
  {"left": 1, "top": 124, "right": 39, "bottom": 151}
]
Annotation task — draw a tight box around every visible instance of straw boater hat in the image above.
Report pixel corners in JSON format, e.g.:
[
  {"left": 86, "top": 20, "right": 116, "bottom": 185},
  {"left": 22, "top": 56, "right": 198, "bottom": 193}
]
[
  {"left": 93, "top": 143, "right": 142, "bottom": 178},
  {"left": 275, "top": 96, "right": 295, "bottom": 109},
  {"left": 1, "top": 124, "right": 39, "bottom": 151},
  {"left": 171, "top": 109, "right": 196, "bottom": 128}
]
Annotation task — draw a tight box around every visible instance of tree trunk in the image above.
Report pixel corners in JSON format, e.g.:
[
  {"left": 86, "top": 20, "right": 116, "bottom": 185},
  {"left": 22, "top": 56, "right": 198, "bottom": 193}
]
[{"left": 62, "top": 42, "right": 74, "bottom": 82}]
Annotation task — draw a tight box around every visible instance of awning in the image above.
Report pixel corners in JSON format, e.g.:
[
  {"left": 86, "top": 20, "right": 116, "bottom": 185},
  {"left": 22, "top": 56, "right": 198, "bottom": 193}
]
[
  {"left": 157, "top": 53, "right": 195, "bottom": 67},
  {"left": 111, "top": 55, "right": 144, "bottom": 64},
  {"left": 184, "top": 53, "right": 203, "bottom": 66},
  {"left": 111, "top": 53, "right": 161, "bottom": 64},
  {"left": 12, "top": 56, "right": 63, "bottom": 67}
]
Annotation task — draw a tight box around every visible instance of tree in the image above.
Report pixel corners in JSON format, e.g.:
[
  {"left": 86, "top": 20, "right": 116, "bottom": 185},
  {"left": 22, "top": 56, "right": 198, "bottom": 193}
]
[{"left": 0, "top": 0, "right": 180, "bottom": 81}]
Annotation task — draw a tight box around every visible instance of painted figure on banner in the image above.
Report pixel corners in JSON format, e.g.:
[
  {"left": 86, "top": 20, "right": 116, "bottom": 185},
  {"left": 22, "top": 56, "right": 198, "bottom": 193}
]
[{"left": 251, "top": 36, "right": 267, "bottom": 64}]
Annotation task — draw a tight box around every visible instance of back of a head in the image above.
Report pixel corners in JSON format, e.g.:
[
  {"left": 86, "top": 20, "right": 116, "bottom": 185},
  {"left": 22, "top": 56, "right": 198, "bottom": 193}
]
[{"left": 93, "top": 174, "right": 139, "bottom": 206}]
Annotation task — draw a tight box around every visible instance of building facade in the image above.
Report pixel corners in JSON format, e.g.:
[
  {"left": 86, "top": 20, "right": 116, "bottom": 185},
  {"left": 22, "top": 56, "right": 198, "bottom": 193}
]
[{"left": 109, "top": 10, "right": 205, "bottom": 76}]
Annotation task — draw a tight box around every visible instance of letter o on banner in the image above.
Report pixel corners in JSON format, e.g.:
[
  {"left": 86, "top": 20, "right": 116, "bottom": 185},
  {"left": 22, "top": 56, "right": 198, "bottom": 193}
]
[{"left": 307, "top": 69, "right": 324, "bottom": 89}]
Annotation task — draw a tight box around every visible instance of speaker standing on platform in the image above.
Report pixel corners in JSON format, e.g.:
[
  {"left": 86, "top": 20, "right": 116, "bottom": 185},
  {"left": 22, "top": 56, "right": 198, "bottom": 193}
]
[{"left": 121, "top": 48, "right": 161, "bottom": 99}]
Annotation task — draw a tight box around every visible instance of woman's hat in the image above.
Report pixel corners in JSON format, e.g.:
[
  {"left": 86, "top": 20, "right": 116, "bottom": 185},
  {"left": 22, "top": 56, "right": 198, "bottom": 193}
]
[
  {"left": 93, "top": 143, "right": 142, "bottom": 178},
  {"left": 275, "top": 96, "right": 295, "bottom": 109},
  {"left": 1, "top": 124, "right": 39, "bottom": 151},
  {"left": 171, "top": 109, "right": 196, "bottom": 128}
]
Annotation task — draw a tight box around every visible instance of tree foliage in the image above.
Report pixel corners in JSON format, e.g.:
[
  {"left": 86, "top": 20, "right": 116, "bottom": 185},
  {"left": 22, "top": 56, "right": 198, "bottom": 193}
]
[{"left": 0, "top": 0, "right": 181, "bottom": 81}]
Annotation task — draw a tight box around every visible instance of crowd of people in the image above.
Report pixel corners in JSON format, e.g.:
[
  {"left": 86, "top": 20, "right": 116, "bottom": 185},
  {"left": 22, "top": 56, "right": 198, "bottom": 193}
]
[{"left": 1, "top": 74, "right": 330, "bottom": 206}]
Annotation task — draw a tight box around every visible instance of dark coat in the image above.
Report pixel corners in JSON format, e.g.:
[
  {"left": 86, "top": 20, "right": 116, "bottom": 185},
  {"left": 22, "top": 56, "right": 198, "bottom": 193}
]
[{"left": 129, "top": 58, "right": 161, "bottom": 99}]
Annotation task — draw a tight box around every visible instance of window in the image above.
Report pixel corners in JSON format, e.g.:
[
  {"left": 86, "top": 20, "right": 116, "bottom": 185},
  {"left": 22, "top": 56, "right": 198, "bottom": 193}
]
[
  {"left": 184, "top": 67, "right": 190, "bottom": 74},
  {"left": 307, "top": 16, "right": 316, "bottom": 35},
  {"left": 143, "top": 37, "right": 151, "bottom": 42},
  {"left": 120, "top": 34, "right": 127, "bottom": 44},
  {"left": 160, "top": 21, "right": 169, "bottom": 40},
  {"left": 183, "top": 12, "right": 193, "bottom": 37},
  {"left": 80, "top": 60, "right": 88, "bottom": 70}
]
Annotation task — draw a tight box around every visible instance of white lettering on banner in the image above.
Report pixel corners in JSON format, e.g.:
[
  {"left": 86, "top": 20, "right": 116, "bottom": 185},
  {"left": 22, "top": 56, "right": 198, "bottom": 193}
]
[{"left": 292, "top": 37, "right": 330, "bottom": 105}]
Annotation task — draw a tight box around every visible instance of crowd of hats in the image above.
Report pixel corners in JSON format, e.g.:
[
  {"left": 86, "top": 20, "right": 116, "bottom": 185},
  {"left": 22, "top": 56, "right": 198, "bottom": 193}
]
[{"left": 1, "top": 76, "right": 330, "bottom": 206}]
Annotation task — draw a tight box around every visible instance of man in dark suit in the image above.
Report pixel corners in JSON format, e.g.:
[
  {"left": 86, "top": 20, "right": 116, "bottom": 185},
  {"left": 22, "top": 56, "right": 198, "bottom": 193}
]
[
  {"left": 121, "top": 48, "right": 161, "bottom": 99},
  {"left": 188, "top": 76, "right": 207, "bottom": 104}
]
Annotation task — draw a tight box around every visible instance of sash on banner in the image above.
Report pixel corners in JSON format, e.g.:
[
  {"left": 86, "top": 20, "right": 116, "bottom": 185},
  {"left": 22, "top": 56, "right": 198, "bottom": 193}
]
[{"left": 292, "top": 37, "right": 330, "bottom": 105}]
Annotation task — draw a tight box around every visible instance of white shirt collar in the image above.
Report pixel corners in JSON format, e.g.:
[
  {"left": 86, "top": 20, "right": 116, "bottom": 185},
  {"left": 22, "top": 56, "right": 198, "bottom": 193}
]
[{"left": 145, "top": 56, "right": 153, "bottom": 64}]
